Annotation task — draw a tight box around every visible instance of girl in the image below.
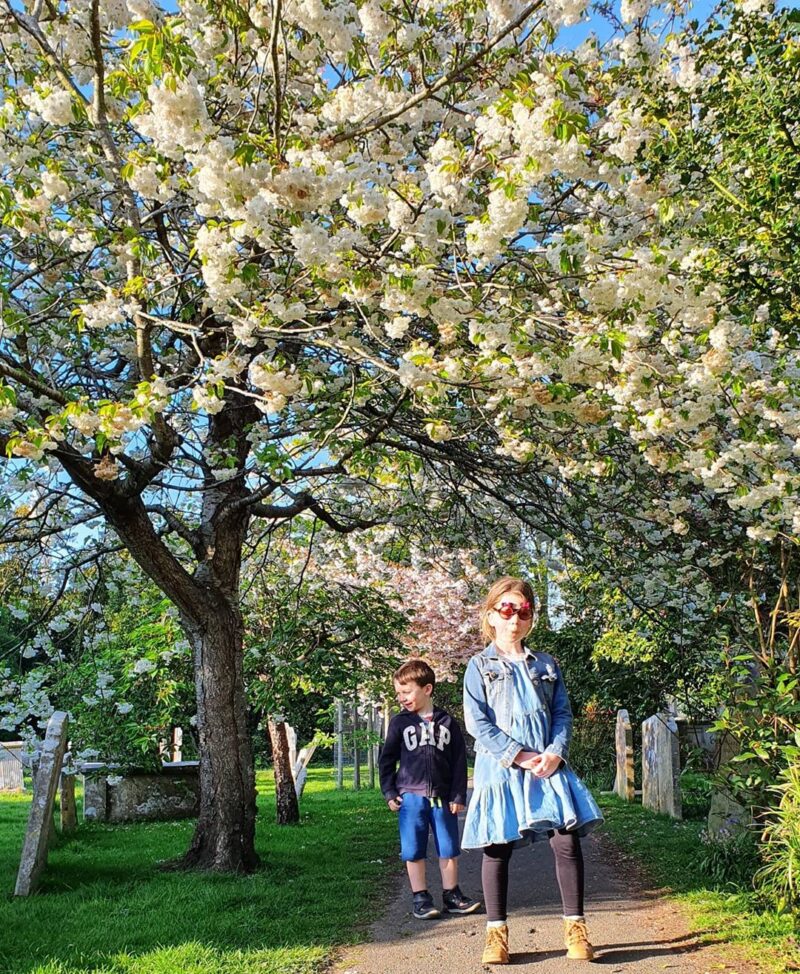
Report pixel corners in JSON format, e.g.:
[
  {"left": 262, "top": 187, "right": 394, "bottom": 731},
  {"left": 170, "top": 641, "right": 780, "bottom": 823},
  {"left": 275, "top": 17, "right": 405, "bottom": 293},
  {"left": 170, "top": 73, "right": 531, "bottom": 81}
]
[{"left": 462, "top": 576, "right": 603, "bottom": 964}]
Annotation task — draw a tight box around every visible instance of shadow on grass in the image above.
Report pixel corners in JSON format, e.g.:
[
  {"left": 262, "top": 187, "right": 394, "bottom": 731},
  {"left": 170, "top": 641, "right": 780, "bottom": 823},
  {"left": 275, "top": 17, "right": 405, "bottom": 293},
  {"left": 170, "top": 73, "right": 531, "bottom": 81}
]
[{"left": 0, "top": 769, "right": 398, "bottom": 974}]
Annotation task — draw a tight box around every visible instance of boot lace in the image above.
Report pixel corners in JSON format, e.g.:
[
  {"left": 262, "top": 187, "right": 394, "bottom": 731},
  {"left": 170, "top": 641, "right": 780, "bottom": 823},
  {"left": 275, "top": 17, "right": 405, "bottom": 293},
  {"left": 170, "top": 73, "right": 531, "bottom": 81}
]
[
  {"left": 566, "top": 919, "right": 590, "bottom": 949},
  {"left": 486, "top": 926, "right": 507, "bottom": 949}
]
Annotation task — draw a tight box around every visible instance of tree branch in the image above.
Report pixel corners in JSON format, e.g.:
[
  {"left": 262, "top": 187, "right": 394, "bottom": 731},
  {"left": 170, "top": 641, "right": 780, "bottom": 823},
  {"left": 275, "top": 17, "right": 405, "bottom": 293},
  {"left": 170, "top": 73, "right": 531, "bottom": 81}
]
[
  {"left": 250, "top": 491, "right": 379, "bottom": 533},
  {"left": 323, "top": 0, "right": 544, "bottom": 146}
]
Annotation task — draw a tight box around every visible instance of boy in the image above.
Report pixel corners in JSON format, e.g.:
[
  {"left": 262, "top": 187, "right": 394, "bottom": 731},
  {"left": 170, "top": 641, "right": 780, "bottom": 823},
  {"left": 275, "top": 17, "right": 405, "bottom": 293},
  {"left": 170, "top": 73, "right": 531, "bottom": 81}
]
[{"left": 379, "top": 658, "right": 481, "bottom": 920}]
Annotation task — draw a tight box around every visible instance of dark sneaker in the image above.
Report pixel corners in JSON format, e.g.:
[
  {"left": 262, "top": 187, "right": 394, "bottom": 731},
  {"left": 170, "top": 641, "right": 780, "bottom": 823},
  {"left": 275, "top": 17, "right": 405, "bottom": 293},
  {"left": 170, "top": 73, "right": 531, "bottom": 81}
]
[
  {"left": 412, "top": 890, "right": 441, "bottom": 920},
  {"left": 442, "top": 885, "right": 481, "bottom": 915}
]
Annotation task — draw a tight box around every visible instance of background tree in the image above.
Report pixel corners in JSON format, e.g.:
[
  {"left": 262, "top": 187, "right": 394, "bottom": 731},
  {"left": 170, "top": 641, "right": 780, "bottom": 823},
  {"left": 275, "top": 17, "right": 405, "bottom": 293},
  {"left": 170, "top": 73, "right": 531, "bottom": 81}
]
[{"left": 244, "top": 535, "right": 408, "bottom": 822}]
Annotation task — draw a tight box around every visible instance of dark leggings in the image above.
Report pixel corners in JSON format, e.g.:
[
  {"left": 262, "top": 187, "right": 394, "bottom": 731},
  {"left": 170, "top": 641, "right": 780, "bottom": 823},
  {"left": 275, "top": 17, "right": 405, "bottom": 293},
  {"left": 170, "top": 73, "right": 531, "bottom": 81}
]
[{"left": 482, "top": 830, "right": 584, "bottom": 921}]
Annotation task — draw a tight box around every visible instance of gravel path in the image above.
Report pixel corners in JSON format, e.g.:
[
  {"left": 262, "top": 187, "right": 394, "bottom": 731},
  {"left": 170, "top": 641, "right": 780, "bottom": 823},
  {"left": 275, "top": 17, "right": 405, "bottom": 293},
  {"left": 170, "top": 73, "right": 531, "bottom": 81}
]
[{"left": 335, "top": 821, "right": 756, "bottom": 973}]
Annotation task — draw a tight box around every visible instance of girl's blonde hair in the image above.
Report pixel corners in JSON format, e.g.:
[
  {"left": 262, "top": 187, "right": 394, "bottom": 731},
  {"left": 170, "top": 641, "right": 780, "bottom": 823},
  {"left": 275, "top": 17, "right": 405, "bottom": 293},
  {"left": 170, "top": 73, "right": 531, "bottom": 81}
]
[{"left": 480, "top": 576, "right": 536, "bottom": 642}]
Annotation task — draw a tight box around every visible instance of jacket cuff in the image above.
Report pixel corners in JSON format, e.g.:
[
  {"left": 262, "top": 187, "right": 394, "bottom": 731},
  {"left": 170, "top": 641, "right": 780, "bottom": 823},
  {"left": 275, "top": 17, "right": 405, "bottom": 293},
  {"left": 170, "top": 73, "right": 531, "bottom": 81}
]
[
  {"left": 384, "top": 789, "right": 399, "bottom": 802},
  {"left": 545, "top": 743, "right": 568, "bottom": 762},
  {"left": 500, "top": 740, "right": 523, "bottom": 768}
]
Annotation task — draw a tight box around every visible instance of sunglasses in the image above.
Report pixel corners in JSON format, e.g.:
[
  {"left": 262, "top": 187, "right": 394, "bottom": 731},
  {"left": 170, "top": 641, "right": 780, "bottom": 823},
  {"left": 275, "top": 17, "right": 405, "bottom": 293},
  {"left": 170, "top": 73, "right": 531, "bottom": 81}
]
[{"left": 494, "top": 601, "right": 533, "bottom": 621}]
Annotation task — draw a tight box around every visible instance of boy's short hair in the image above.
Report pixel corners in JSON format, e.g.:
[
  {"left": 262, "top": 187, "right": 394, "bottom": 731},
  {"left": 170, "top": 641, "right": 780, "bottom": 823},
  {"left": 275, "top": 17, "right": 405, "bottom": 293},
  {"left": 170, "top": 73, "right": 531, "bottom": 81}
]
[{"left": 393, "top": 658, "right": 436, "bottom": 691}]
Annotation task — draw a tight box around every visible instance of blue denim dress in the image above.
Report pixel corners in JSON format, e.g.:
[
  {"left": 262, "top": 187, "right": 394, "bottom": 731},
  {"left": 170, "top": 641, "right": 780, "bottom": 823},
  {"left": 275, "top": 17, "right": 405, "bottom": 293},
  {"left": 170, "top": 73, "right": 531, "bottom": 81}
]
[{"left": 461, "top": 643, "right": 603, "bottom": 849}]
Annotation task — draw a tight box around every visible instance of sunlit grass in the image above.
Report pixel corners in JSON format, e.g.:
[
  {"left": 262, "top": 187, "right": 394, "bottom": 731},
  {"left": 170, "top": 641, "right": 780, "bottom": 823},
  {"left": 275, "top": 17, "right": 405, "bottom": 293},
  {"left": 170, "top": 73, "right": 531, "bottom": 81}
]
[{"left": 0, "top": 768, "right": 397, "bottom": 974}]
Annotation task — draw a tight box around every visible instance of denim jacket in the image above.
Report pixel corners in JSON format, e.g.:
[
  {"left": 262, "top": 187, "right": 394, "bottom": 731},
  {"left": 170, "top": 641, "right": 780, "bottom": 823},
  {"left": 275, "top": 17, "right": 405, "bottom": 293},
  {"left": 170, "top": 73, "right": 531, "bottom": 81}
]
[{"left": 463, "top": 643, "right": 572, "bottom": 769}]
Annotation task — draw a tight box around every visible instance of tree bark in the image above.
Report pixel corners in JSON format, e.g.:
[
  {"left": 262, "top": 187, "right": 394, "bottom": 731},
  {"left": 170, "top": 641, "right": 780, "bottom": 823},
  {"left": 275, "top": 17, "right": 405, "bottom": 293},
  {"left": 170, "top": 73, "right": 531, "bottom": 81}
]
[
  {"left": 267, "top": 718, "right": 300, "bottom": 825},
  {"left": 179, "top": 602, "right": 259, "bottom": 871},
  {"left": 90, "top": 394, "right": 261, "bottom": 871}
]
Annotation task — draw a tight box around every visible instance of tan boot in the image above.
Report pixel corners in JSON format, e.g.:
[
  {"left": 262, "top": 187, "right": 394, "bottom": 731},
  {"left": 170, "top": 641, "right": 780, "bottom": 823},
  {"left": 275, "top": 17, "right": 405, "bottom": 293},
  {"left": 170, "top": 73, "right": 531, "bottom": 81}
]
[
  {"left": 564, "top": 918, "right": 594, "bottom": 961},
  {"left": 482, "top": 924, "right": 510, "bottom": 965}
]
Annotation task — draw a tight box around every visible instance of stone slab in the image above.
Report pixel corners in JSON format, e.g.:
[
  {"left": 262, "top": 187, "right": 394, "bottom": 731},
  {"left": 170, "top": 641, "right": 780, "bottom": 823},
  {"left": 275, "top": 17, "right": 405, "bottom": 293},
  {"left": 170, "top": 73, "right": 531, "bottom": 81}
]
[
  {"left": 613, "top": 709, "right": 635, "bottom": 801},
  {"left": 0, "top": 741, "right": 24, "bottom": 791},
  {"left": 84, "top": 765, "right": 200, "bottom": 823},
  {"left": 14, "top": 712, "right": 69, "bottom": 895},
  {"left": 641, "top": 713, "right": 682, "bottom": 819}
]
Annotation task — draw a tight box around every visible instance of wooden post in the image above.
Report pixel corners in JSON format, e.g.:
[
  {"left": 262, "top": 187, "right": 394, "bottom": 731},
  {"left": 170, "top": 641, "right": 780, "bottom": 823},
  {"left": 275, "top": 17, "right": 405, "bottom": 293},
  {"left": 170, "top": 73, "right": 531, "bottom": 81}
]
[
  {"left": 335, "top": 699, "right": 344, "bottom": 790},
  {"left": 352, "top": 700, "right": 360, "bottom": 791},
  {"left": 367, "top": 705, "right": 375, "bottom": 789},
  {"left": 375, "top": 703, "right": 386, "bottom": 788}
]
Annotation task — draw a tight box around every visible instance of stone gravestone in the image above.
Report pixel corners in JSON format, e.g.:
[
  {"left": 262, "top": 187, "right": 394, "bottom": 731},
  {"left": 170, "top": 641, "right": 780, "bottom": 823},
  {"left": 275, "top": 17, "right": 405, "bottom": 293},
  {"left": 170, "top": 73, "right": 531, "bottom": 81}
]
[
  {"left": 171, "top": 727, "right": 183, "bottom": 763},
  {"left": 293, "top": 741, "right": 318, "bottom": 799},
  {"left": 707, "top": 731, "right": 751, "bottom": 837},
  {"left": 641, "top": 713, "right": 682, "bottom": 819},
  {"left": 82, "top": 763, "right": 110, "bottom": 821},
  {"left": 60, "top": 772, "right": 78, "bottom": 834},
  {"left": 285, "top": 724, "right": 298, "bottom": 775},
  {"left": 15, "top": 712, "right": 69, "bottom": 896},
  {"left": 83, "top": 762, "right": 200, "bottom": 823},
  {"left": 0, "top": 741, "right": 24, "bottom": 791},
  {"left": 613, "top": 709, "right": 635, "bottom": 801}
]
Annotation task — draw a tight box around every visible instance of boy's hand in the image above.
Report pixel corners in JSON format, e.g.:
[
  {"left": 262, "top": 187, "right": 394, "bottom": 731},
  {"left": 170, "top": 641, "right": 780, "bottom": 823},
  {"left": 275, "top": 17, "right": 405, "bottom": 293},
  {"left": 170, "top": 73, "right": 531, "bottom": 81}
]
[
  {"left": 449, "top": 802, "right": 465, "bottom": 814},
  {"left": 387, "top": 797, "right": 403, "bottom": 812}
]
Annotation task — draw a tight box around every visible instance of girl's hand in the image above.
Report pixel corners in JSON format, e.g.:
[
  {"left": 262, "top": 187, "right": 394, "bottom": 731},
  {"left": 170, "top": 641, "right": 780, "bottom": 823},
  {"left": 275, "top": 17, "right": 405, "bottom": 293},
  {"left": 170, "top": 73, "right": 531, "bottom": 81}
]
[
  {"left": 387, "top": 797, "right": 403, "bottom": 812},
  {"left": 513, "top": 750, "right": 540, "bottom": 770},
  {"left": 449, "top": 802, "right": 465, "bottom": 814},
  {"left": 530, "top": 752, "right": 563, "bottom": 778}
]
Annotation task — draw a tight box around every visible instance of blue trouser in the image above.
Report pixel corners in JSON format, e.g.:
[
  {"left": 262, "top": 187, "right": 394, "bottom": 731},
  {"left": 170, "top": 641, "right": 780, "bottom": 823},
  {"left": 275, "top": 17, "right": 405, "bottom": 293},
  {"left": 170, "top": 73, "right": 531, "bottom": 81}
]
[{"left": 398, "top": 792, "right": 461, "bottom": 861}]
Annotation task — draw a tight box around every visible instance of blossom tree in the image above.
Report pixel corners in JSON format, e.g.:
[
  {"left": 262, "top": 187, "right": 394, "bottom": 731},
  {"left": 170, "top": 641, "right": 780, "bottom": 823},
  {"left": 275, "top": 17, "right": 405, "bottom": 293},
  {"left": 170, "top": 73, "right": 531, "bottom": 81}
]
[{"left": 2, "top": 0, "right": 798, "bottom": 872}]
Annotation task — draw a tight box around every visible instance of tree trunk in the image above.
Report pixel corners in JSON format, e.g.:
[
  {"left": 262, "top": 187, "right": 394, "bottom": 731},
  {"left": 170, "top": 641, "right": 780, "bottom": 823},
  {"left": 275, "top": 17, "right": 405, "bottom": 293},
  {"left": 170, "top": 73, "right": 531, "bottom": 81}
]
[
  {"left": 179, "top": 604, "right": 259, "bottom": 871},
  {"left": 56, "top": 390, "right": 263, "bottom": 873},
  {"left": 267, "top": 718, "right": 300, "bottom": 825}
]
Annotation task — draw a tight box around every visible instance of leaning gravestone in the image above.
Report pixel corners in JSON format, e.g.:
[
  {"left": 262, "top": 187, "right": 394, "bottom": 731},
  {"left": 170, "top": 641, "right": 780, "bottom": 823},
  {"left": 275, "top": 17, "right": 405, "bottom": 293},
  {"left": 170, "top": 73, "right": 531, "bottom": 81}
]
[
  {"left": 613, "top": 709, "right": 635, "bottom": 801},
  {"left": 641, "top": 713, "right": 682, "bottom": 819},
  {"left": 293, "top": 741, "right": 318, "bottom": 799},
  {"left": 14, "top": 712, "right": 69, "bottom": 896},
  {"left": 0, "top": 741, "right": 24, "bottom": 791}
]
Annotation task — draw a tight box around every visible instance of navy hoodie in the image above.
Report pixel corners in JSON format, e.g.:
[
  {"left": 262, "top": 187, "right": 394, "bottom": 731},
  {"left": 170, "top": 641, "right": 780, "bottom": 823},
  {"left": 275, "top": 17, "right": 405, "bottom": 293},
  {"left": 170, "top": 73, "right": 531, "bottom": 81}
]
[{"left": 379, "top": 706, "right": 468, "bottom": 806}]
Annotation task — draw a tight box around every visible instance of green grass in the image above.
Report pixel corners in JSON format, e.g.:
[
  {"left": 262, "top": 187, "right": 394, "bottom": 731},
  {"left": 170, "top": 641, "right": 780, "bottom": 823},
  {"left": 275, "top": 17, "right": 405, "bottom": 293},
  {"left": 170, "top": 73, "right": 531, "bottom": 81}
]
[
  {"left": 598, "top": 794, "right": 800, "bottom": 974},
  {"left": 0, "top": 769, "right": 398, "bottom": 974}
]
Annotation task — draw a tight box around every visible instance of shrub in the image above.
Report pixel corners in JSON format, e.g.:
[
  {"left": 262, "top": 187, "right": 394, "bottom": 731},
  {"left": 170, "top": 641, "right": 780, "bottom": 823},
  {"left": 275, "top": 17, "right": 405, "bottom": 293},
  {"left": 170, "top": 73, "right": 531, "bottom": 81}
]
[
  {"left": 698, "top": 824, "right": 761, "bottom": 888},
  {"left": 681, "top": 771, "right": 714, "bottom": 820},
  {"left": 755, "top": 763, "right": 800, "bottom": 925},
  {"left": 569, "top": 700, "right": 615, "bottom": 792}
]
